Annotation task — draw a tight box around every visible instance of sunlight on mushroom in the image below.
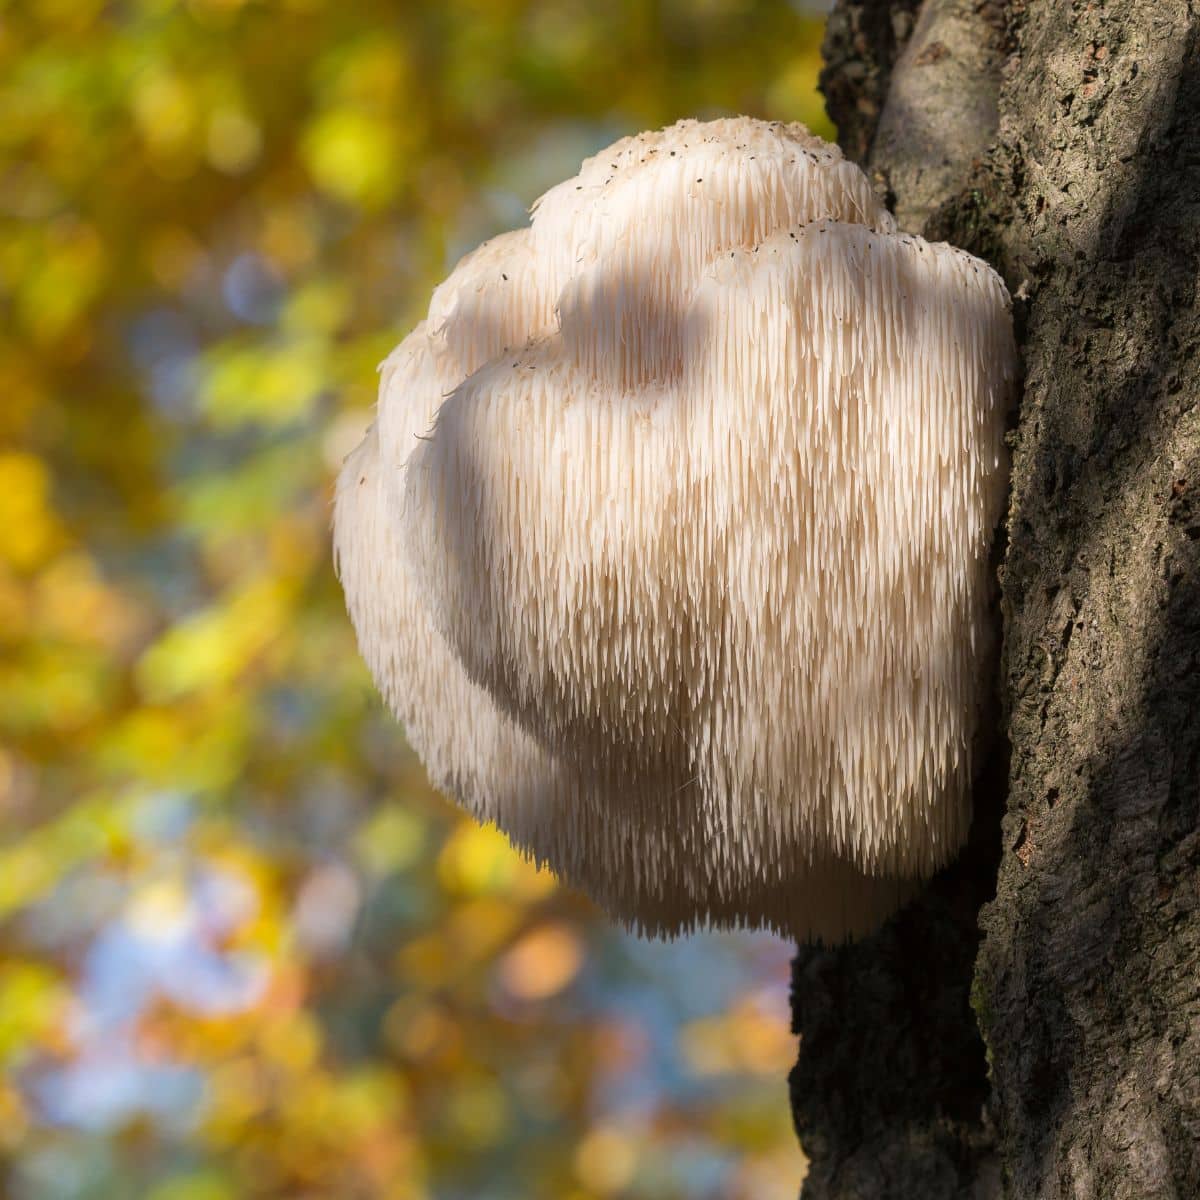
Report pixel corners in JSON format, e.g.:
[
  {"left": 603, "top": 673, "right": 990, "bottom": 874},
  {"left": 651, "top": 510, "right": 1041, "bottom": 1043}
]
[{"left": 334, "top": 117, "right": 1016, "bottom": 941}]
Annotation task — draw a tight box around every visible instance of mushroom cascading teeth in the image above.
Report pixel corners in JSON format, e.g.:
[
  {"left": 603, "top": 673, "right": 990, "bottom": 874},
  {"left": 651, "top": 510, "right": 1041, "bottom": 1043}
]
[{"left": 335, "top": 116, "right": 1016, "bottom": 941}]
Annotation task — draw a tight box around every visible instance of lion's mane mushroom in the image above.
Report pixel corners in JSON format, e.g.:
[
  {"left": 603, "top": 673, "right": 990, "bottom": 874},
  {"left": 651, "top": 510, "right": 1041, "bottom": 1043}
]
[{"left": 334, "top": 117, "right": 1016, "bottom": 941}]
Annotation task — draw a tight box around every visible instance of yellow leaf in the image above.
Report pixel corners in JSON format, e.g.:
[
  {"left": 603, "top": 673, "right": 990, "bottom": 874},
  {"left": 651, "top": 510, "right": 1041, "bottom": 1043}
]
[
  {"left": 135, "top": 579, "right": 289, "bottom": 702},
  {"left": 354, "top": 804, "right": 426, "bottom": 877},
  {"left": 446, "top": 1078, "right": 508, "bottom": 1147},
  {"left": 130, "top": 69, "right": 198, "bottom": 155},
  {"left": 205, "top": 106, "right": 261, "bottom": 174},
  {"left": 259, "top": 1010, "right": 321, "bottom": 1074},
  {"left": 301, "top": 108, "right": 400, "bottom": 209},
  {"left": 574, "top": 1126, "right": 637, "bottom": 1194},
  {"left": 0, "top": 452, "right": 63, "bottom": 570}
]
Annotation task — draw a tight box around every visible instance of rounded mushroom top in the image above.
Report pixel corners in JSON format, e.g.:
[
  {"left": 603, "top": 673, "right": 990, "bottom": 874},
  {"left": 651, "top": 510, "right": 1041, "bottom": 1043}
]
[
  {"left": 334, "top": 116, "right": 1016, "bottom": 941},
  {"left": 533, "top": 117, "right": 893, "bottom": 242},
  {"left": 424, "top": 117, "right": 899, "bottom": 391}
]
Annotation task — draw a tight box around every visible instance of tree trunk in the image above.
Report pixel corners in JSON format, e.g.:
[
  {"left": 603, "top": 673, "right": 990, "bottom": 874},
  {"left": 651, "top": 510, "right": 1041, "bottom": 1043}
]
[{"left": 790, "top": 2, "right": 1200, "bottom": 1197}]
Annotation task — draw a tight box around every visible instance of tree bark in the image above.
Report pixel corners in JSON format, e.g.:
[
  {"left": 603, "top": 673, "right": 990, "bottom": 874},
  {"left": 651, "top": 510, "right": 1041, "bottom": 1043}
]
[{"left": 791, "top": 2, "right": 1200, "bottom": 1197}]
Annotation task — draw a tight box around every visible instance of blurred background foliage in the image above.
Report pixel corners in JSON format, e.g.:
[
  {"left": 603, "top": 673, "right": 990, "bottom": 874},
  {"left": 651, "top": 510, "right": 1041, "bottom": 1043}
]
[{"left": 0, "top": 1, "right": 833, "bottom": 1197}]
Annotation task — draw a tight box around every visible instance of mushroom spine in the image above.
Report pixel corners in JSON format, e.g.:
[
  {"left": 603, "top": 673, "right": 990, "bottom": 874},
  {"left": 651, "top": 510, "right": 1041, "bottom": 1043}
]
[{"left": 334, "top": 117, "right": 1016, "bottom": 941}]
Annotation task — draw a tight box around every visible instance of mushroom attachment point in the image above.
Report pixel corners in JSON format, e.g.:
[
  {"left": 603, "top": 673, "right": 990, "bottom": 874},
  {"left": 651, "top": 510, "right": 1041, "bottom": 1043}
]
[{"left": 333, "top": 117, "right": 1016, "bottom": 941}]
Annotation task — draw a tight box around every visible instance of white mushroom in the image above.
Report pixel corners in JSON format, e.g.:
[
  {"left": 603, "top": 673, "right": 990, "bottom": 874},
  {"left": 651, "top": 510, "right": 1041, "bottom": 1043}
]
[{"left": 334, "top": 117, "right": 1016, "bottom": 941}]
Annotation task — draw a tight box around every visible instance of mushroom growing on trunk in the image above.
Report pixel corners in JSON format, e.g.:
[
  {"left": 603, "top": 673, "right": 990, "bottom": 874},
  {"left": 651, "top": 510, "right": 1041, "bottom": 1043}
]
[{"left": 333, "top": 117, "right": 1016, "bottom": 941}]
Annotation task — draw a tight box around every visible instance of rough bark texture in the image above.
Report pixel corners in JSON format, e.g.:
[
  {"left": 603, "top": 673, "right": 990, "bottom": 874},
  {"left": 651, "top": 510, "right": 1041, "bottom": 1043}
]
[
  {"left": 818, "top": 0, "right": 922, "bottom": 167},
  {"left": 869, "top": 0, "right": 1005, "bottom": 233},
  {"left": 792, "top": 2, "right": 1200, "bottom": 1197}
]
